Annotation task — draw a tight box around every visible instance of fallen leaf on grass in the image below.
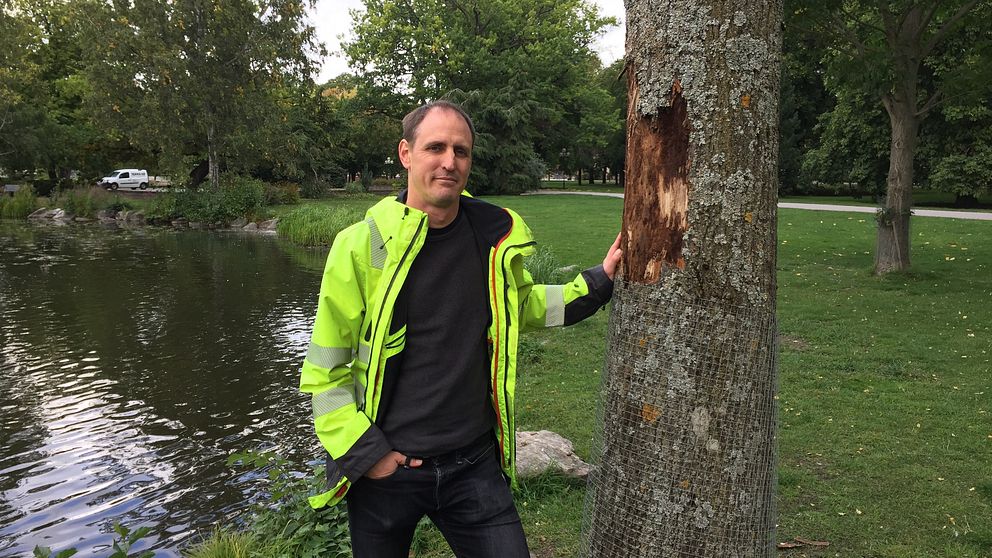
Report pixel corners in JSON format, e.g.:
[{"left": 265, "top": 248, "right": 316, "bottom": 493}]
[
  {"left": 777, "top": 537, "right": 830, "bottom": 550},
  {"left": 794, "top": 537, "right": 830, "bottom": 547}
]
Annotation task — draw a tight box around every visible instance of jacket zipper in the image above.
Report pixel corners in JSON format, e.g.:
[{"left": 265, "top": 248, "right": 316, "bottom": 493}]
[
  {"left": 498, "top": 239, "right": 536, "bottom": 471},
  {"left": 367, "top": 213, "right": 426, "bottom": 418}
]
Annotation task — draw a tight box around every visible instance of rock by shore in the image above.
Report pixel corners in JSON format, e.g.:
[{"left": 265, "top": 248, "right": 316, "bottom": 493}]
[{"left": 27, "top": 207, "right": 278, "bottom": 233}]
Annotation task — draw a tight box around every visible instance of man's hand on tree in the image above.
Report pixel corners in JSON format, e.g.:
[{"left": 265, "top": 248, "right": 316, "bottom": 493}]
[{"left": 603, "top": 233, "right": 623, "bottom": 281}]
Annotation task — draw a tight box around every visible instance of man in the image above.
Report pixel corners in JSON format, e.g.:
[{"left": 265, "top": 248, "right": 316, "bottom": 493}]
[{"left": 300, "top": 100, "right": 621, "bottom": 557}]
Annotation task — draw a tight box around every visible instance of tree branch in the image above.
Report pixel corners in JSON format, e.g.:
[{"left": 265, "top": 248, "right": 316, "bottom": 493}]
[
  {"left": 922, "top": 0, "right": 981, "bottom": 57},
  {"left": 827, "top": 13, "right": 868, "bottom": 59},
  {"left": 916, "top": 88, "right": 943, "bottom": 117}
]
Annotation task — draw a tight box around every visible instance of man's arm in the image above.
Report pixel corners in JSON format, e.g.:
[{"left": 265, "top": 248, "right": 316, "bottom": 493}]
[
  {"left": 299, "top": 226, "right": 393, "bottom": 482},
  {"left": 517, "top": 234, "right": 622, "bottom": 331}
]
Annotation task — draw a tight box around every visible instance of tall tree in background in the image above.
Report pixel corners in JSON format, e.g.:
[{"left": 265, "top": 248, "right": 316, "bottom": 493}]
[
  {"left": 345, "top": 0, "right": 615, "bottom": 193},
  {"left": 87, "top": 0, "right": 320, "bottom": 189},
  {"left": 0, "top": 0, "right": 120, "bottom": 180},
  {"left": 598, "top": 58, "right": 628, "bottom": 186},
  {"left": 791, "top": 0, "right": 991, "bottom": 274},
  {"left": 584, "top": 1, "right": 781, "bottom": 556}
]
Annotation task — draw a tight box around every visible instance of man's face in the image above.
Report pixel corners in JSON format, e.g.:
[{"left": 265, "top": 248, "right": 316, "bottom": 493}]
[{"left": 398, "top": 108, "right": 473, "bottom": 211}]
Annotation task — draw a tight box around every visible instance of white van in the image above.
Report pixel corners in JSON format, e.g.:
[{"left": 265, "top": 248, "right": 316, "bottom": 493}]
[{"left": 100, "top": 169, "right": 149, "bottom": 190}]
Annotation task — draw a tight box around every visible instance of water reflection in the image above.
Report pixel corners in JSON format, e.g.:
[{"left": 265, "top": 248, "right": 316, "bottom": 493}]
[{"left": 0, "top": 222, "right": 328, "bottom": 557}]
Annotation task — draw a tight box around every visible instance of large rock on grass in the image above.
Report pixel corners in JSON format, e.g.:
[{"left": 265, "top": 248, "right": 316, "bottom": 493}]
[{"left": 515, "top": 430, "right": 592, "bottom": 479}]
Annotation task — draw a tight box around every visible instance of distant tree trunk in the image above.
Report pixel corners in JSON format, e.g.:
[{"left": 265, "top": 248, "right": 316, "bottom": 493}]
[
  {"left": 583, "top": 1, "right": 782, "bottom": 557},
  {"left": 577, "top": 168, "right": 583, "bottom": 185},
  {"left": 188, "top": 159, "right": 209, "bottom": 189},
  {"left": 875, "top": 90, "right": 918, "bottom": 274},
  {"left": 207, "top": 122, "right": 220, "bottom": 190}
]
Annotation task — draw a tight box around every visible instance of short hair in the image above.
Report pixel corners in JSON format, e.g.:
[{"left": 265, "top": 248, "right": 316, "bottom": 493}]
[{"left": 401, "top": 100, "right": 476, "bottom": 146}]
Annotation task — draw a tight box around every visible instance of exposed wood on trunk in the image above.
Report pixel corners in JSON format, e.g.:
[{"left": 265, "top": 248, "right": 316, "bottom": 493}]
[{"left": 622, "top": 75, "right": 689, "bottom": 284}]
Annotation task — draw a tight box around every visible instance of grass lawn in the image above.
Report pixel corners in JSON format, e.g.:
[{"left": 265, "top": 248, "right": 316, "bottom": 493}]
[{"left": 282, "top": 193, "right": 991, "bottom": 557}]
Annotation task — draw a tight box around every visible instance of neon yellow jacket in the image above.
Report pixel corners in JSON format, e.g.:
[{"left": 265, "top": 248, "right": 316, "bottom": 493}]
[{"left": 300, "top": 192, "right": 613, "bottom": 508}]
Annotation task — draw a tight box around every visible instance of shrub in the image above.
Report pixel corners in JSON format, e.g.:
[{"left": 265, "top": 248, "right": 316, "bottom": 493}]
[
  {"left": 171, "top": 175, "right": 266, "bottom": 224},
  {"left": 220, "top": 175, "right": 266, "bottom": 218},
  {"left": 300, "top": 178, "right": 330, "bottom": 199},
  {"left": 0, "top": 185, "right": 38, "bottom": 219},
  {"left": 344, "top": 180, "right": 366, "bottom": 194},
  {"left": 106, "top": 195, "right": 134, "bottom": 213},
  {"left": 181, "top": 529, "right": 256, "bottom": 558},
  {"left": 31, "top": 179, "right": 57, "bottom": 197},
  {"left": 227, "top": 450, "right": 351, "bottom": 558},
  {"left": 143, "top": 192, "right": 178, "bottom": 221},
  {"left": 277, "top": 204, "right": 366, "bottom": 246},
  {"left": 264, "top": 181, "right": 301, "bottom": 206},
  {"left": 52, "top": 186, "right": 113, "bottom": 218}
]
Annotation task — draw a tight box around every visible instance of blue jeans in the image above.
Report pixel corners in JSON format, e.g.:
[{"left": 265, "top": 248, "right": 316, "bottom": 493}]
[{"left": 345, "top": 437, "right": 530, "bottom": 558}]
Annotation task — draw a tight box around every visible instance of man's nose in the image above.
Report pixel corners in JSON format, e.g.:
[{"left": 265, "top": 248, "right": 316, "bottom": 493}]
[{"left": 439, "top": 149, "right": 456, "bottom": 169}]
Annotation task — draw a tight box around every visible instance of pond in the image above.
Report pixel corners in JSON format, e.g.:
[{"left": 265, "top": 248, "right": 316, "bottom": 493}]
[{"left": 0, "top": 221, "right": 329, "bottom": 557}]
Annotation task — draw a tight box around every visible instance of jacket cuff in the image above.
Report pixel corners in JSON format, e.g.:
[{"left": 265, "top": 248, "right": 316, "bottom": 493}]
[
  {"left": 562, "top": 264, "right": 615, "bottom": 326},
  {"left": 582, "top": 264, "right": 614, "bottom": 306},
  {"left": 335, "top": 424, "right": 392, "bottom": 481}
]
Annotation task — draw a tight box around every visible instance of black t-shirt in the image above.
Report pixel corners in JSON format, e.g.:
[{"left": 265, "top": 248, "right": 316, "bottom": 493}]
[{"left": 379, "top": 208, "right": 495, "bottom": 456}]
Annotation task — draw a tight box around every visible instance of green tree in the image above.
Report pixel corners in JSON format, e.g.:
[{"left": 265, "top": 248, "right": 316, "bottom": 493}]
[
  {"left": 597, "top": 58, "right": 627, "bottom": 186},
  {"left": 779, "top": 19, "right": 832, "bottom": 194},
  {"left": 86, "top": 0, "right": 320, "bottom": 189},
  {"left": 344, "top": 0, "right": 616, "bottom": 194},
  {"left": 790, "top": 0, "right": 992, "bottom": 274},
  {"left": 799, "top": 85, "right": 890, "bottom": 197},
  {"left": 921, "top": 97, "right": 992, "bottom": 205},
  {"left": 0, "top": 5, "right": 42, "bottom": 174},
  {"left": 1, "top": 0, "right": 119, "bottom": 181}
]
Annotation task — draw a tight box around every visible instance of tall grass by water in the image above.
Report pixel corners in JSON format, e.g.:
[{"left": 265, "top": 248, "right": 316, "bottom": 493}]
[
  {"left": 276, "top": 203, "right": 370, "bottom": 246},
  {"left": 0, "top": 185, "right": 38, "bottom": 218}
]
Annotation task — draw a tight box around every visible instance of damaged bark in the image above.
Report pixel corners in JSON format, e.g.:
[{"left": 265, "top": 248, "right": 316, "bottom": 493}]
[
  {"left": 583, "top": 1, "right": 783, "bottom": 557},
  {"left": 622, "top": 76, "right": 690, "bottom": 284}
]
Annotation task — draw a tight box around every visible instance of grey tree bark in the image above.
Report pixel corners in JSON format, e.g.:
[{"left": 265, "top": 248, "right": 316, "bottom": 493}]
[{"left": 583, "top": 1, "right": 782, "bottom": 557}]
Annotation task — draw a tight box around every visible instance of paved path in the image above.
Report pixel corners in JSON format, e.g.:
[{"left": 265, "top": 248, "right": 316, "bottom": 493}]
[{"left": 531, "top": 190, "right": 992, "bottom": 221}]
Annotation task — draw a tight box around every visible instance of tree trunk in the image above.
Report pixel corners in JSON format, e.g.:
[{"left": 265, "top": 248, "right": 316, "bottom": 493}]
[
  {"left": 583, "top": 2, "right": 782, "bottom": 557},
  {"left": 874, "top": 91, "right": 918, "bottom": 274},
  {"left": 577, "top": 168, "right": 583, "bottom": 185},
  {"left": 207, "top": 122, "right": 220, "bottom": 190},
  {"left": 188, "top": 159, "right": 209, "bottom": 190}
]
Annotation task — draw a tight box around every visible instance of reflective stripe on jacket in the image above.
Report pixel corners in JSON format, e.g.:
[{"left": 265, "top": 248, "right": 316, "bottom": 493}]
[{"left": 300, "top": 192, "right": 613, "bottom": 508}]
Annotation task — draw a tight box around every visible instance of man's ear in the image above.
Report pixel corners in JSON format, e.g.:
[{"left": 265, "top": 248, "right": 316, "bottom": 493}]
[{"left": 398, "top": 139, "right": 412, "bottom": 169}]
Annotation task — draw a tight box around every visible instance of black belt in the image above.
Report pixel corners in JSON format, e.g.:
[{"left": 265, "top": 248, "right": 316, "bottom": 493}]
[{"left": 402, "top": 431, "right": 494, "bottom": 467}]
